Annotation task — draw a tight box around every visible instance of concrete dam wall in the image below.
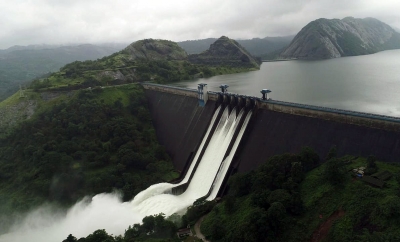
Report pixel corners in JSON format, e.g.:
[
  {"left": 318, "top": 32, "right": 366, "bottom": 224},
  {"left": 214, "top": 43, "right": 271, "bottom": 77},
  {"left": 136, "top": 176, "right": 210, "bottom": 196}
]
[
  {"left": 144, "top": 88, "right": 216, "bottom": 171},
  {"left": 143, "top": 84, "right": 400, "bottom": 174},
  {"left": 237, "top": 109, "right": 400, "bottom": 172}
]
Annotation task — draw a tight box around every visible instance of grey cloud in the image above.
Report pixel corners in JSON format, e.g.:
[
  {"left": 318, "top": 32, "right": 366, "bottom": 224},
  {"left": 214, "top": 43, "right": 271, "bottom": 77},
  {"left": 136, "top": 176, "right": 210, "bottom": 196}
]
[{"left": 1, "top": 0, "right": 400, "bottom": 49}]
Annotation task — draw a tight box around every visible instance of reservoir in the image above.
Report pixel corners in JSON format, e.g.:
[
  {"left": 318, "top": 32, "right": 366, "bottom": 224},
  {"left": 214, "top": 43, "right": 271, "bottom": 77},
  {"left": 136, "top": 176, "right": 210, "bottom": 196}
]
[{"left": 172, "top": 49, "right": 400, "bottom": 117}]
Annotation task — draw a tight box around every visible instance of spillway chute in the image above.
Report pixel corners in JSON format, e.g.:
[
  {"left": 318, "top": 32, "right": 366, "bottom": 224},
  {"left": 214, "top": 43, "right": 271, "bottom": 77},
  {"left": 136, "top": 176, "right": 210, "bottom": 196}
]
[{"left": 131, "top": 103, "right": 254, "bottom": 217}]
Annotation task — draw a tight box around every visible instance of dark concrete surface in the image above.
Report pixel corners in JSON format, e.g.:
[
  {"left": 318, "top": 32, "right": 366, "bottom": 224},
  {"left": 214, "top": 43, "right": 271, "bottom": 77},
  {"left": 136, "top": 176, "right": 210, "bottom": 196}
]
[
  {"left": 144, "top": 89, "right": 216, "bottom": 171},
  {"left": 145, "top": 88, "right": 400, "bottom": 174},
  {"left": 236, "top": 109, "right": 400, "bottom": 172}
]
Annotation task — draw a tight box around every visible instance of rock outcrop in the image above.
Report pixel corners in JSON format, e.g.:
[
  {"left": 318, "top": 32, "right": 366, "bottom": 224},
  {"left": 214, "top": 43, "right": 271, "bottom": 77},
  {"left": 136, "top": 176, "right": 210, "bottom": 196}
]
[
  {"left": 280, "top": 17, "right": 400, "bottom": 60},
  {"left": 188, "top": 36, "right": 260, "bottom": 68}
]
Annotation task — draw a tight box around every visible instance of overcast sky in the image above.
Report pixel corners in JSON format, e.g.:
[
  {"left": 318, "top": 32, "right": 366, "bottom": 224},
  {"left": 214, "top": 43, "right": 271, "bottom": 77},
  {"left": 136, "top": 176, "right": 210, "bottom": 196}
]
[{"left": 1, "top": 0, "right": 400, "bottom": 49}]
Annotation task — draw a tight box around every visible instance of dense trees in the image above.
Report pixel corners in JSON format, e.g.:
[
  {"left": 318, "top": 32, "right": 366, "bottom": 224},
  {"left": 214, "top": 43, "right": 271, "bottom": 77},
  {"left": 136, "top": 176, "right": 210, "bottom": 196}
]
[
  {"left": 63, "top": 214, "right": 178, "bottom": 242},
  {"left": 365, "top": 156, "right": 378, "bottom": 175},
  {"left": 200, "top": 147, "right": 400, "bottom": 242},
  {"left": 323, "top": 146, "right": 347, "bottom": 185},
  {"left": 201, "top": 148, "right": 318, "bottom": 241},
  {"left": 0, "top": 86, "right": 177, "bottom": 215}
]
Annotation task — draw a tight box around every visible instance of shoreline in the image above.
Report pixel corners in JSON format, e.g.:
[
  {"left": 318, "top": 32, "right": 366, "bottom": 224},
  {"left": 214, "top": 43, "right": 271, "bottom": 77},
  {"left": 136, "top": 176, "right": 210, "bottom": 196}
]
[{"left": 261, "top": 59, "right": 294, "bottom": 62}]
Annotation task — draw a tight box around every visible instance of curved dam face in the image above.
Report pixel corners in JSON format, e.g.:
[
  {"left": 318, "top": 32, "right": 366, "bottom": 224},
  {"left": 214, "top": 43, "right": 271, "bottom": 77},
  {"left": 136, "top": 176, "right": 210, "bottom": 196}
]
[{"left": 144, "top": 84, "right": 400, "bottom": 175}]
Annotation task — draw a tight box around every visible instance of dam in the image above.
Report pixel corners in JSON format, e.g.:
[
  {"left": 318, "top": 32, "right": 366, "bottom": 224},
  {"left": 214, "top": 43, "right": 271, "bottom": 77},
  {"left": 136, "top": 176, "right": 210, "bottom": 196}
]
[
  {"left": 120, "top": 82, "right": 400, "bottom": 216},
  {"left": 143, "top": 82, "right": 400, "bottom": 179}
]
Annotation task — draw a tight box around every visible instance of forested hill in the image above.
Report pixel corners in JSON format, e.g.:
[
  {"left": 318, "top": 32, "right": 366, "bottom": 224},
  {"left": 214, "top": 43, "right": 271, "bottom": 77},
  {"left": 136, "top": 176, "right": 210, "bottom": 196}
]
[
  {"left": 280, "top": 17, "right": 400, "bottom": 60},
  {"left": 28, "top": 37, "right": 259, "bottom": 93},
  {"left": 0, "top": 36, "right": 265, "bottom": 102},
  {"left": 0, "top": 44, "right": 124, "bottom": 101}
]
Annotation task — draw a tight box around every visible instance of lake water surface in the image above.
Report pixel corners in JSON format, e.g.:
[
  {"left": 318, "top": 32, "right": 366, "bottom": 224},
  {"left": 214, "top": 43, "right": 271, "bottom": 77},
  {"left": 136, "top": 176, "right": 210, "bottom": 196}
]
[{"left": 172, "top": 49, "right": 400, "bottom": 117}]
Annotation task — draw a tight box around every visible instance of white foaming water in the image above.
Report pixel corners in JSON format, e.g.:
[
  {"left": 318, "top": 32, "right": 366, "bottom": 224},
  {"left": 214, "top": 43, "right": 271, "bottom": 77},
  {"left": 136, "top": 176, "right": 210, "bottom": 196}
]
[
  {"left": 183, "top": 107, "right": 237, "bottom": 198},
  {"left": 0, "top": 193, "right": 141, "bottom": 242},
  {"left": 208, "top": 110, "right": 252, "bottom": 200},
  {"left": 130, "top": 105, "right": 225, "bottom": 216},
  {"left": 134, "top": 105, "right": 244, "bottom": 216},
  {"left": 178, "top": 106, "right": 221, "bottom": 185},
  {"left": 0, "top": 105, "right": 251, "bottom": 241},
  {"left": 131, "top": 183, "right": 174, "bottom": 207}
]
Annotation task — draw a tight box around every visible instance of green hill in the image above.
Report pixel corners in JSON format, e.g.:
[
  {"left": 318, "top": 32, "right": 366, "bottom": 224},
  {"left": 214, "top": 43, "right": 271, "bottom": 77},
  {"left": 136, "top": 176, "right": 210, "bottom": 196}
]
[
  {"left": 0, "top": 37, "right": 261, "bottom": 103},
  {"left": 27, "top": 37, "right": 259, "bottom": 92}
]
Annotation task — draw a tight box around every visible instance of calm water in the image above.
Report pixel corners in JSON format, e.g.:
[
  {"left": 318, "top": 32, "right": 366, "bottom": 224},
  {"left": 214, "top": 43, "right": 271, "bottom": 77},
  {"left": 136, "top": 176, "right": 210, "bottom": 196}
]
[{"left": 173, "top": 49, "right": 400, "bottom": 117}]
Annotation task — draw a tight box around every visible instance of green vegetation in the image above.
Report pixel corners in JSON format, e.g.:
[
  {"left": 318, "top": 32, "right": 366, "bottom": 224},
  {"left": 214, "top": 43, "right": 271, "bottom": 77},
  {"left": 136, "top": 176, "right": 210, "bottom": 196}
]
[
  {"left": 0, "top": 90, "right": 43, "bottom": 139},
  {"left": 1, "top": 38, "right": 261, "bottom": 101},
  {"left": 0, "top": 85, "right": 178, "bottom": 220},
  {"left": 29, "top": 38, "right": 259, "bottom": 92},
  {"left": 199, "top": 147, "right": 400, "bottom": 242},
  {"left": 63, "top": 213, "right": 179, "bottom": 242},
  {"left": 29, "top": 55, "right": 253, "bottom": 91}
]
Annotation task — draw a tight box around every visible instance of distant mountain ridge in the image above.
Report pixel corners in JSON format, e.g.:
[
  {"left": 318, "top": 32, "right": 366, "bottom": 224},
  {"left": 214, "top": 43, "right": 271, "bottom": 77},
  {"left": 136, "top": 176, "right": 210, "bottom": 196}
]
[
  {"left": 178, "top": 36, "right": 294, "bottom": 57},
  {"left": 0, "top": 43, "right": 128, "bottom": 53},
  {"left": 0, "top": 44, "right": 64, "bottom": 53},
  {"left": 280, "top": 17, "right": 400, "bottom": 59}
]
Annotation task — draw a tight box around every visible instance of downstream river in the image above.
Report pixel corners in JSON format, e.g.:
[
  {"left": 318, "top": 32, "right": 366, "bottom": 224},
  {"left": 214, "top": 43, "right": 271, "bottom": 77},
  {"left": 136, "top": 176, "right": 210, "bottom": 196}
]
[{"left": 172, "top": 49, "right": 400, "bottom": 117}]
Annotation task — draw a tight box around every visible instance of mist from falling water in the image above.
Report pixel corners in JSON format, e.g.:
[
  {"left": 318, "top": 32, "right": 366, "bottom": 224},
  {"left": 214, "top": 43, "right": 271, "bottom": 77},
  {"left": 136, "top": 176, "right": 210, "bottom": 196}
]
[
  {"left": 0, "top": 105, "right": 251, "bottom": 242},
  {"left": 0, "top": 193, "right": 142, "bottom": 242}
]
